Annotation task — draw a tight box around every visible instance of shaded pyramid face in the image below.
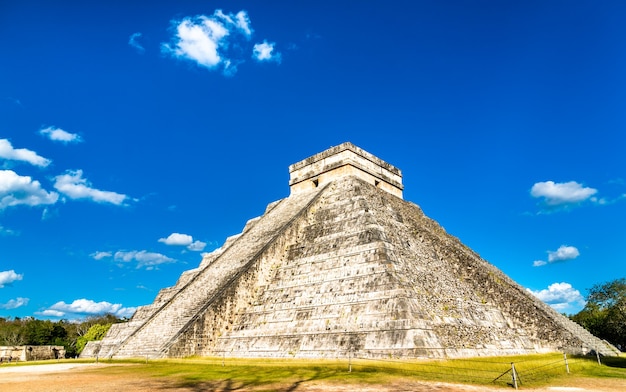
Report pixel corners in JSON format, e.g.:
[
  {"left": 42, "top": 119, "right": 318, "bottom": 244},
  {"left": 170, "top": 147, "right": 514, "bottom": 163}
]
[{"left": 86, "top": 143, "right": 614, "bottom": 359}]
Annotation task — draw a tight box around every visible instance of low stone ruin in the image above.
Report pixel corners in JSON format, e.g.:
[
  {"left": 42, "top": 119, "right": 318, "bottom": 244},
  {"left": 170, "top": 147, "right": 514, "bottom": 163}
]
[{"left": 0, "top": 345, "right": 65, "bottom": 362}]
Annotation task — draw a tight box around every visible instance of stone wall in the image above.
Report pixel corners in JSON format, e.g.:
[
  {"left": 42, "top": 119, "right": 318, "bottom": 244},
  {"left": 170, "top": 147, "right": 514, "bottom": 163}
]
[
  {"left": 0, "top": 345, "right": 65, "bottom": 361},
  {"left": 289, "top": 142, "right": 403, "bottom": 198}
]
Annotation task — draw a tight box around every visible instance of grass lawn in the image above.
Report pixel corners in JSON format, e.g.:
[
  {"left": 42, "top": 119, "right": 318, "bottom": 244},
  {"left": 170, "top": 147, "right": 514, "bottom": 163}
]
[
  {"left": 7, "top": 353, "right": 625, "bottom": 390},
  {"left": 73, "top": 353, "right": 626, "bottom": 390}
]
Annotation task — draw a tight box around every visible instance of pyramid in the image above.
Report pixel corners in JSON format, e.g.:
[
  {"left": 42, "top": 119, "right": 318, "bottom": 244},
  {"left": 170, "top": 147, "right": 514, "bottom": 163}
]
[{"left": 83, "top": 142, "right": 616, "bottom": 359}]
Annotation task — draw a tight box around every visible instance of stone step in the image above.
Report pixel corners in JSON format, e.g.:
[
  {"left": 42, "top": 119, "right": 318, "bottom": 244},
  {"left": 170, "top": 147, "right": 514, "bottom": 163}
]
[
  {"left": 110, "top": 187, "right": 325, "bottom": 358},
  {"left": 95, "top": 165, "right": 617, "bottom": 360}
]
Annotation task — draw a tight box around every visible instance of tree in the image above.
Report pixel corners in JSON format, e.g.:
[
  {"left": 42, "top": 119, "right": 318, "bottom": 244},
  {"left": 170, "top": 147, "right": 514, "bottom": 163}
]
[
  {"left": 0, "top": 314, "right": 124, "bottom": 357},
  {"left": 76, "top": 323, "right": 112, "bottom": 354},
  {"left": 0, "top": 318, "right": 25, "bottom": 345},
  {"left": 572, "top": 278, "right": 626, "bottom": 350},
  {"left": 22, "top": 318, "right": 54, "bottom": 345}
]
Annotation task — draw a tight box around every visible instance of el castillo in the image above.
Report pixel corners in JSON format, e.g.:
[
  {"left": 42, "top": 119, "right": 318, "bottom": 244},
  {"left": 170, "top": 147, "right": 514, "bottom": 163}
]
[{"left": 82, "top": 142, "right": 617, "bottom": 360}]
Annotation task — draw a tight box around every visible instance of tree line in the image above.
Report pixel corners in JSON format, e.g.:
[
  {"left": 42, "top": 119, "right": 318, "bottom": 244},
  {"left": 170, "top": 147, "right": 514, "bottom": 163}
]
[
  {"left": 0, "top": 314, "right": 123, "bottom": 358},
  {"left": 570, "top": 278, "right": 625, "bottom": 351}
]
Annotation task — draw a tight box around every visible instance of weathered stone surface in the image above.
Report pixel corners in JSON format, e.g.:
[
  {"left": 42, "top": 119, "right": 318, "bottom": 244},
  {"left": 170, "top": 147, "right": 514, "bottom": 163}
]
[
  {"left": 289, "top": 142, "right": 403, "bottom": 198},
  {"left": 86, "top": 142, "right": 617, "bottom": 359},
  {"left": 0, "top": 345, "right": 65, "bottom": 361}
]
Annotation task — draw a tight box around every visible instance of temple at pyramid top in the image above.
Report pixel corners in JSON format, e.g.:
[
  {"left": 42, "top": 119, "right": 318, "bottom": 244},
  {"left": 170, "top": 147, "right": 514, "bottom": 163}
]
[
  {"left": 289, "top": 142, "right": 404, "bottom": 198},
  {"left": 84, "top": 141, "right": 618, "bottom": 361}
]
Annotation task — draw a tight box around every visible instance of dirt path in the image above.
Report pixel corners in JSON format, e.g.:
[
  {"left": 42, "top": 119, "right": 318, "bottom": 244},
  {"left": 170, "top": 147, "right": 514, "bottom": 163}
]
[{"left": 0, "top": 363, "right": 624, "bottom": 391}]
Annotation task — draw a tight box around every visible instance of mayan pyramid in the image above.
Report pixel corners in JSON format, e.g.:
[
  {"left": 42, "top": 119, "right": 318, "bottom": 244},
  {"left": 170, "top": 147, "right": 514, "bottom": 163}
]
[{"left": 83, "top": 142, "right": 616, "bottom": 359}]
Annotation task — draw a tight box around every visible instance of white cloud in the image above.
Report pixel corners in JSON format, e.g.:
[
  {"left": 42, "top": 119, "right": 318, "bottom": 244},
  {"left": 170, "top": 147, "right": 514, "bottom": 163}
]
[
  {"left": 533, "top": 245, "right": 580, "bottom": 267},
  {"left": 188, "top": 240, "right": 207, "bottom": 251},
  {"left": 527, "top": 282, "right": 585, "bottom": 312},
  {"left": 37, "top": 309, "right": 65, "bottom": 317},
  {"left": 114, "top": 250, "right": 175, "bottom": 269},
  {"left": 0, "top": 224, "right": 17, "bottom": 236},
  {"left": 531, "top": 181, "right": 597, "bottom": 206},
  {"left": 91, "top": 251, "right": 112, "bottom": 260},
  {"left": 41, "top": 206, "right": 58, "bottom": 221},
  {"left": 215, "top": 9, "right": 253, "bottom": 36},
  {"left": 117, "top": 307, "right": 137, "bottom": 318},
  {"left": 0, "top": 297, "right": 29, "bottom": 309},
  {"left": 0, "top": 170, "right": 59, "bottom": 209},
  {"left": 234, "top": 10, "right": 253, "bottom": 36},
  {"left": 159, "top": 232, "right": 207, "bottom": 251},
  {"left": 0, "top": 139, "right": 51, "bottom": 167},
  {"left": 548, "top": 245, "right": 580, "bottom": 262},
  {"left": 253, "top": 40, "right": 281, "bottom": 63},
  {"left": 53, "top": 169, "right": 129, "bottom": 205},
  {"left": 162, "top": 9, "right": 277, "bottom": 75},
  {"left": 128, "top": 32, "right": 145, "bottom": 53},
  {"left": 0, "top": 270, "right": 23, "bottom": 288},
  {"left": 159, "top": 232, "right": 193, "bottom": 246},
  {"left": 39, "top": 126, "right": 82, "bottom": 144},
  {"left": 43, "top": 298, "right": 136, "bottom": 318},
  {"left": 162, "top": 15, "right": 230, "bottom": 69}
]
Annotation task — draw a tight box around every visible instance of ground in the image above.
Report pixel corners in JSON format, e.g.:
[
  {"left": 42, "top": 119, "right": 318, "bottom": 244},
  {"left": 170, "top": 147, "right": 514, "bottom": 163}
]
[{"left": 0, "top": 363, "right": 624, "bottom": 391}]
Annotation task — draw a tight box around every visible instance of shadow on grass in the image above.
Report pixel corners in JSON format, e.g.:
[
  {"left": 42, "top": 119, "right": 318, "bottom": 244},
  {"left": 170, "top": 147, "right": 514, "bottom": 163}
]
[
  {"left": 165, "top": 365, "right": 340, "bottom": 391},
  {"left": 602, "top": 356, "right": 626, "bottom": 369}
]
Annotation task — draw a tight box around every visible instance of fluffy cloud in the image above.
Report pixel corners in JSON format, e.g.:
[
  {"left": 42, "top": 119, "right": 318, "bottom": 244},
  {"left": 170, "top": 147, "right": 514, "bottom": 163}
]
[
  {"left": 43, "top": 298, "right": 136, "bottom": 318},
  {"left": 53, "top": 169, "right": 129, "bottom": 205},
  {"left": 159, "top": 232, "right": 207, "bottom": 251},
  {"left": 531, "top": 181, "right": 598, "bottom": 206},
  {"left": 91, "top": 251, "right": 112, "bottom": 260},
  {"left": 527, "top": 282, "right": 585, "bottom": 312},
  {"left": 0, "top": 297, "right": 29, "bottom": 309},
  {"left": 548, "top": 245, "right": 580, "bottom": 262},
  {"left": 188, "top": 240, "right": 207, "bottom": 251},
  {"left": 0, "top": 139, "right": 51, "bottom": 167},
  {"left": 162, "top": 9, "right": 278, "bottom": 75},
  {"left": 0, "top": 170, "right": 59, "bottom": 209},
  {"left": 0, "top": 269, "right": 23, "bottom": 288},
  {"left": 128, "top": 32, "right": 145, "bottom": 53},
  {"left": 114, "top": 250, "right": 175, "bottom": 269},
  {"left": 159, "top": 232, "right": 193, "bottom": 246},
  {"left": 533, "top": 245, "right": 580, "bottom": 267},
  {"left": 96, "top": 249, "right": 176, "bottom": 269},
  {"left": 39, "top": 126, "right": 82, "bottom": 144},
  {"left": 253, "top": 40, "right": 281, "bottom": 63},
  {"left": 215, "top": 9, "right": 252, "bottom": 35},
  {"left": 38, "top": 309, "right": 65, "bottom": 317},
  {"left": 162, "top": 12, "right": 239, "bottom": 70}
]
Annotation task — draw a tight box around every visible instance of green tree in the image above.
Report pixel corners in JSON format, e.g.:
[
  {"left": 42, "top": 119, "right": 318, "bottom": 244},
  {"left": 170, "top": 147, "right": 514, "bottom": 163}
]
[
  {"left": 572, "top": 278, "right": 626, "bottom": 350},
  {"left": 0, "top": 314, "right": 124, "bottom": 358},
  {"left": 76, "top": 323, "right": 112, "bottom": 354},
  {"left": 22, "top": 318, "right": 54, "bottom": 345},
  {"left": 0, "top": 318, "right": 25, "bottom": 345}
]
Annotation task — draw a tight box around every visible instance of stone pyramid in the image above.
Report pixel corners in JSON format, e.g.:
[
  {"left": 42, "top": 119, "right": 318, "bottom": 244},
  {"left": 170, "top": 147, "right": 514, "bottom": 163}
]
[{"left": 84, "top": 143, "right": 616, "bottom": 359}]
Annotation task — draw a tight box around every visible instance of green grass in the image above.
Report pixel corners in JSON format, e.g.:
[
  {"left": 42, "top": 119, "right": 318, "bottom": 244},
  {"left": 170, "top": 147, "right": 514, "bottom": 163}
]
[{"left": 10, "top": 353, "right": 626, "bottom": 390}]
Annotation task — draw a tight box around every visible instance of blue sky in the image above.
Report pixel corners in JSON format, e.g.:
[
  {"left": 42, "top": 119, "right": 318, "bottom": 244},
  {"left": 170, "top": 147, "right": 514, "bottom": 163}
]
[{"left": 0, "top": 1, "right": 624, "bottom": 320}]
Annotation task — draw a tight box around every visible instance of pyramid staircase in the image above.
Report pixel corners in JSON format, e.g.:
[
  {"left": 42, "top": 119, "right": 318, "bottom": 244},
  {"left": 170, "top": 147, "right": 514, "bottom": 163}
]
[
  {"left": 85, "top": 143, "right": 618, "bottom": 359},
  {"left": 93, "top": 186, "right": 326, "bottom": 358}
]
